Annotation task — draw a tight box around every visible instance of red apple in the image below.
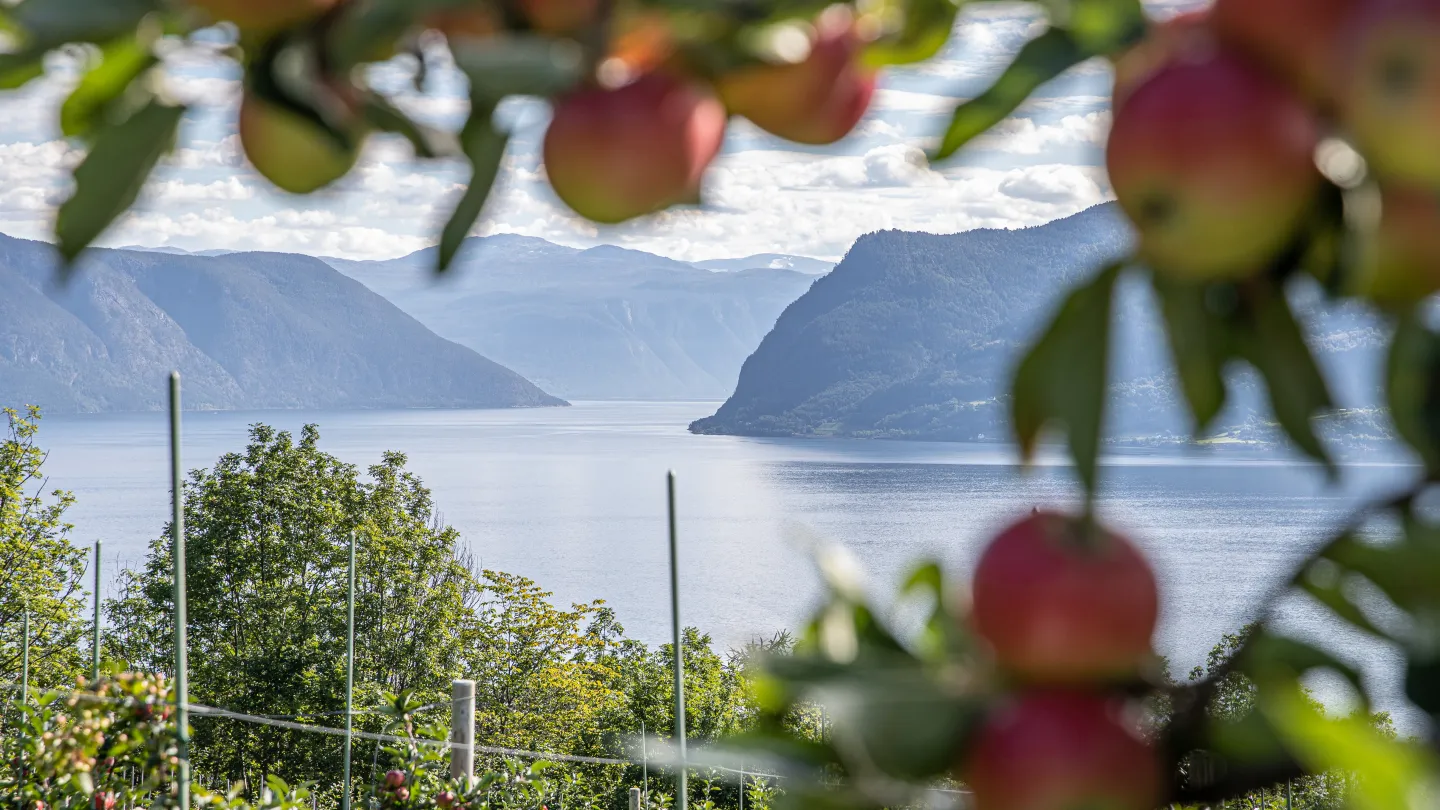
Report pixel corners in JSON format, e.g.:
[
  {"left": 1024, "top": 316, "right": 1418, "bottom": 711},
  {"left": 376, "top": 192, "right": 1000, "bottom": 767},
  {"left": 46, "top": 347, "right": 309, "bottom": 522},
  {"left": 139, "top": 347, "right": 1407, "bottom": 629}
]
[
  {"left": 518, "top": 0, "right": 599, "bottom": 35},
  {"left": 384, "top": 770, "right": 407, "bottom": 789},
  {"left": 186, "top": 0, "right": 338, "bottom": 33},
  {"left": 716, "top": 9, "right": 877, "bottom": 145},
  {"left": 239, "top": 90, "right": 362, "bottom": 194},
  {"left": 1110, "top": 11, "right": 1215, "bottom": 112},
  {"left": 962, "top": 691, "right": 1162, "bottom": 810},
  {"left": 1354, "top": 185, "right": 1440, "bottom": 306},
  {"left": 971, "top": 511, "right": 1157, "bottom": 683},
  {"left": 1212, "top": 0, "right": 1360, "bottom": 105},
  {"left": 435, "top": 792, "right": 457, "bottom": 810},
  {"left": 543, "top": 73, "right": 726, "bottom": 223},
  {"left": 1107, "top": 52, "right": 1322, "bottom": 280},
  {"left": 1339, "top": 0, "right": 1440, "bottom": 186}
]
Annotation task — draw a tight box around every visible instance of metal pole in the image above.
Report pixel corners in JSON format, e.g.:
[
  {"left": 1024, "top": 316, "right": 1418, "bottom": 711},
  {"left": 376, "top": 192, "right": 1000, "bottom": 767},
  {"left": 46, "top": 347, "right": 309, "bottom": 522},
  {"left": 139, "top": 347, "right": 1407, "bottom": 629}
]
[
  {"left": 449, "top": 680, "right": 475, "bottom": 779},
  {"left": 640, "top": 719, "right": 648, "bottom": 806},
  {"left": 170, "top": 372, "right": 190, "bottom": 810},
  {"left": 18, "top": 608, "right": 29, "bottom": 807},
  {"left": 92, "top": 540, "right": 102, "bottom": 683},
  {"left": 666, "top": 471, "right": 686, "bottom": 810},
  {"left": 1286, "top": 779, "right": 1293, "bottom": 810},
  {"left": 342, "top": 531, "right": 356, "bottom": 810},
  {"left": 738, "top": 760, "right": 743, "bottom": 810}
]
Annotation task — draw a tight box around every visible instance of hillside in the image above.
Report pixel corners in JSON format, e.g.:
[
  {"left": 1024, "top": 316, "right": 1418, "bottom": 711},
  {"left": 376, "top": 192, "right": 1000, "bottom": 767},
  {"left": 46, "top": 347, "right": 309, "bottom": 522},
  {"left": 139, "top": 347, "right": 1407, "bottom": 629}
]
[
  {"left": 0, "top": 234, "right": 565, "bottom": 413},
  {"left": 326, "top": 237, "right": 819, "bottom": 400},
  {"left": 691, "top": 204, "right": 1390, "bottom": 446}
]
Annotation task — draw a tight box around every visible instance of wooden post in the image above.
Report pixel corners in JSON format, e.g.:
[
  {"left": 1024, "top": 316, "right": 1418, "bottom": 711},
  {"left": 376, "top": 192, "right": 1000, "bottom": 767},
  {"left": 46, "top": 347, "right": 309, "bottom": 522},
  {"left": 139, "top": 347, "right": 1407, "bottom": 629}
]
[
  {"left": 628, "top": 788, "right": 640, "bottom": 810},
  {"left": 92, "top": 540, "right": 102, "bottom": 683},
  {"left": 341, "top": 531, "right": 356, "bottom": 810},
  {"left": 170, "top": 372, "right": 191, "bottom": 810},
  {"left": 450, "top": 680, "right": 475, "bottom": 780},
  {"left": 666, "top": 472, "right": 686, "bottom": 810}
]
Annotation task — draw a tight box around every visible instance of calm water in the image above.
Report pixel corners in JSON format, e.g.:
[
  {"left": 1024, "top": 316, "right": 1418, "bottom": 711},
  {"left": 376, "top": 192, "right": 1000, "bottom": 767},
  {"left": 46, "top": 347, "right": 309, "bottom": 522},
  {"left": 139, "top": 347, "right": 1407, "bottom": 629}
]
[{"left": 37, "top": 401, "right": 1424, "bottom": 729}]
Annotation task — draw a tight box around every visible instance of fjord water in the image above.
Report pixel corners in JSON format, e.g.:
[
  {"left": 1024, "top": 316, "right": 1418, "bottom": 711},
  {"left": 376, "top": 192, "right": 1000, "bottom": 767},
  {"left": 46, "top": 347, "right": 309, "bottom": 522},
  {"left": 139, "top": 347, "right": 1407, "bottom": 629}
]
[{"left": 44, "top": 401, "right": 1419, "bottom": 727}]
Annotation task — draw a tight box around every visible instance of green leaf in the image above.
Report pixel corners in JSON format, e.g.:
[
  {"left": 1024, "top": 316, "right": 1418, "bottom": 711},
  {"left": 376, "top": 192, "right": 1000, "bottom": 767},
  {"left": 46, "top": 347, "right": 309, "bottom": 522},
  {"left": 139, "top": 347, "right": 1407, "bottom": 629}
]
[
  {"left": 360, "top": 93, "right": 460, "bottom": 159},
  {"left": 1011, "top": 261, "right": 1122, "bottom": 497},
  {"left": 861, "top": 0, "right": 962, "bottom": 68},
  {"left": 1065, "top": 0, "right": 1147, "bottom": 54},
  {"left": 55, "top": 98, "right": 185, "bottom": 265},
  {"left": 1152, "top": 275, "right": 1228, "bottom": 432},
  {"left": 1387, "top": 312, "right": 1440, "bottom": 474},
  {"left": 450, "top": 36, "right": 584, "bottom": 99},
  {"left": 60, "top": 37, "right": 158, "bottom": 141},
  {"left": 9, "top": 0, "right": 157, "bottom": 47},
  {"left": 1297, "top": 575, "right": 1392, "bottom": 640},
  {"left": 1235, "top": 283, "right": 1335, "bottom": 472},
  {"left": 0, "top": 47, "right": 46, "bottom": 89},
  {"left": 933, "top": 27, "right": 1087, "bottom": 160},
  {"left": 1242, "top": 631, "right": 1367, "bottom": 701},
  {"left": 437, "top": 100, "right": 508, "bottom": 273}
]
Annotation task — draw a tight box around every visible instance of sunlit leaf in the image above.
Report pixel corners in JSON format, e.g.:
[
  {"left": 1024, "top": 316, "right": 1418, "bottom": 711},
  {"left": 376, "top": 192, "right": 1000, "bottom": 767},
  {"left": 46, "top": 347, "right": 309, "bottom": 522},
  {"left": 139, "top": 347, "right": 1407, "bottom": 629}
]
[
  {"left": 1011, "top": 261, "right": 1122, "bottom": 497},
  {"left": 55, "top": 98, "right": 185, "bottom": 265},
  {"left": 60, "top": 36, "right": 158, "bottom": 141},
  {"left": 933, "top": 27, "right": 1086, "bottom": 160},
  {"left": 862, "top": 0, "right": 961, "bottom": 67}
]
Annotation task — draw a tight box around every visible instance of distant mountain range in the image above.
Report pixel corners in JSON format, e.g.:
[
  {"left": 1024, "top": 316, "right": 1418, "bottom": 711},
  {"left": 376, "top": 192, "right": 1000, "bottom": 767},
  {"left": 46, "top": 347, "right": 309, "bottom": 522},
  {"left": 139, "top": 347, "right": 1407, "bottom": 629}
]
[
  {"left": 691, "top": 204, "right": 1395, "bottom": 451},
  {"left": 325, "top": 237, "right": 825, "bottom": 400},
  {"left": 1, "top": 234, "right": 564, "bottom": 413}
]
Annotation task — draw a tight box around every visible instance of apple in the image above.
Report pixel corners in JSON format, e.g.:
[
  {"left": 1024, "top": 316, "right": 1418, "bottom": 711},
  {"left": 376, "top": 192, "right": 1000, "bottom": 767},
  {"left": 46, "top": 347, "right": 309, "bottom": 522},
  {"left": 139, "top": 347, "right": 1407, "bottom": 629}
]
[
  {"left": 518, "top": 0, "right": 599, "bottom": 35},
  {"left": 1110, "top": 10, "right": 1214, "bottom": 111},
  {"left": 239, "top": 91, "right": 362, "bottom": 194},
  {"left": 1107, "top": 52, "right": 1322, "bottom": 280},
  {"left": 1353, "top": 186, "right": 1440, "bottom": 307},
  {"left": 543, "top": 72, "right": 726, "bottom": 223},
  {"left": 435, "top": 792, "right": 457, "bottom": 810},
  {"left": 962, "top": 691, "right": 1162, "bottom": 810},
  {"left": 716, "top": 9, "right": 877, "bottom": 145},
  {"left": 186, "top": 0, "right": 338, "bottom": 33},
  {"left": 1339, "top": 0, "right": 1440, "bottom": 186},
  {"left": 384, "top": 770, "right": 407, "bottom": 789},
  {"left": 971, "top": 511, "right": 1157, "bottom": 683},
  {"left": 1212, "top": 0, "right": 1360, "bottom": 104}
]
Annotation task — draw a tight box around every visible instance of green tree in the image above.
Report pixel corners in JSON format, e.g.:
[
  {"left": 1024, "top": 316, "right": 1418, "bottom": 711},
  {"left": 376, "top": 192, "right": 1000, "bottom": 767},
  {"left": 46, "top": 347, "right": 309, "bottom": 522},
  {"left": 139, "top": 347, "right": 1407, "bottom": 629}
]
[
  {"left": 107, "top": 424, "right": 479, "bottom": 792},
  {"left": 0, "top": 406, "right": 85, "bottom": 690}
]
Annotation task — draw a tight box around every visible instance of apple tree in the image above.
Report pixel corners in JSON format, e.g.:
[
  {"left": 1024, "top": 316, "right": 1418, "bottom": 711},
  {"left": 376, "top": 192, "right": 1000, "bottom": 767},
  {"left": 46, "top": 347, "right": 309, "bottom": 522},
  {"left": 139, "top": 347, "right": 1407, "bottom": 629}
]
[{"left": 9, "top": 0, "right": 1440, "bottom": 807}]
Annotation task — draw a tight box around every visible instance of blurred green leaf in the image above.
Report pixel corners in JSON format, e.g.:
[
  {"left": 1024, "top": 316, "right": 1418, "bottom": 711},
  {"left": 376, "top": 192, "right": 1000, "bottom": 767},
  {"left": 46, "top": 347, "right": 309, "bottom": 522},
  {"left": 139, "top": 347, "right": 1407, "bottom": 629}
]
[
  {"left": 933, "top": 27, "right": 1086, "bottom": 160},
  {"left": 862, "top": 0, "right": 961, "bottom": 68},
  {"left": 1011, "top": 261, "right": 1121, "bottom": 497},
  {"left": 1263, "top": 679, "right": 1438, "bottom": 810},
  {"left": 1064, "top": 0, "right": 1146, "bottom": 53},
  {"left": 451, "top": 36, "right": 584, "bottom": 99},
  {"left": 55, "top": 99, "right": 184, "bottom": 265},
  {"left": 1405, "top": 656, "right": 1440, "bottom": 719},
  {"left": 1387, "top": 313, "right": 1440, "bottom": 475},
  {"left": 360, "top": 93, "right": 460, "bottom": 159},
  {"left": 1235, "top": 282, "right": 1335, "bottom": 472},
  {"left": 438, "top": 100, "right": 507, "bottom": 273},
  {"left": 826, "top": 672, "right": 979, "bottom": 780},
  {"left": 10, "top": 0, "right": 157, "bottom": 47},
  {"left": 1153, "top": 275, "right": 1229, "bottom": 432},
  {"left": 60, "top": 37, "right": 158, "bottom": 141},
  {"left": 1243, "top": 632, "right": 1367, "bottom": 702},
  {"left": 0, "top": 48, "right": 47, "bottom": 89},
  {"left": 1297, "top": 573, "right": 1392, "bottom": 640}
]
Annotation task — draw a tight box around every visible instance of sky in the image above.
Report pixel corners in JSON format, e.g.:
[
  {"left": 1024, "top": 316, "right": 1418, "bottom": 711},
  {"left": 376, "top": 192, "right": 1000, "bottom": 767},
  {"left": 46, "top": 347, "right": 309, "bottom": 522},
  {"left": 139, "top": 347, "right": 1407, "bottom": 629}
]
[{"left": 0, "top": 1, "right": 1195, "bottom": 263}]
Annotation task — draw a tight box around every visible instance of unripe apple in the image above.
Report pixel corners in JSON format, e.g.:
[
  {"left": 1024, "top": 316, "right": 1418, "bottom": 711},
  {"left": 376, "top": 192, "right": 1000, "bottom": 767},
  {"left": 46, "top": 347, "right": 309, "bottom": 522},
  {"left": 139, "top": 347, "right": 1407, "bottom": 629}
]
[
  {"left": 1110, "top": 10, "right": 1214, "bottom": 111},
  {"left": 716, "top": 10, "right": 877, "bottom": 145},
  {"left": 518, "top": 0, "right": 599, "bottom": 35},
  {"left": 1339, "top": 0, "right": 1440, "bottom": 186},
  {"left": 543, "top": 73, "right": 726, "bottom": 224},
  {"left": 962, "top": 691, "right": 1162, "bottom": 810},
  {"left": 239, "top": 91, "right": 362, "bottom": 194},
  {"left": 971, "top": 511, "right": 1157, "bottom": 683},
  {"left": 1212, "top": 0, "right": 1360, "bottom": 105},
  {"left": 1107, "top": 53, "right": 1322, "bottom": 280},
  {"left": 1353, "top": 186, "right": 1440, "bottom": 307},
  {"left": 186, "top": 0, "right": 339, "bottom": 33}
]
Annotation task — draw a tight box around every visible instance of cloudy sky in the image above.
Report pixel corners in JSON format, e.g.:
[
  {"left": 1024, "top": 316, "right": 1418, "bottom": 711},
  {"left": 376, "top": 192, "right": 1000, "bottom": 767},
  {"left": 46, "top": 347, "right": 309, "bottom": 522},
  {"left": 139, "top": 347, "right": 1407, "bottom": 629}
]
[{"left": 0, "top": 1, "right": 1193, "bottom": 263}]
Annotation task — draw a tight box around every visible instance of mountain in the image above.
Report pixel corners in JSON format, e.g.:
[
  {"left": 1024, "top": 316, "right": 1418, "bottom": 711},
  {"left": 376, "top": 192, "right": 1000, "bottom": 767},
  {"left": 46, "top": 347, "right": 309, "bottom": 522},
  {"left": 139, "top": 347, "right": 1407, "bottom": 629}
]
[
  {"left": 0, "top": 234, "right": 565, "bottom": 413},
  {"left": 691, "top": 204, "right": 1391, "bottom": 448},
  {"left": 326, "top": 236, "right": 819, "bottom": 400},
  {"left": 692, "top": 254, "right": 835, "bottom": 275}
]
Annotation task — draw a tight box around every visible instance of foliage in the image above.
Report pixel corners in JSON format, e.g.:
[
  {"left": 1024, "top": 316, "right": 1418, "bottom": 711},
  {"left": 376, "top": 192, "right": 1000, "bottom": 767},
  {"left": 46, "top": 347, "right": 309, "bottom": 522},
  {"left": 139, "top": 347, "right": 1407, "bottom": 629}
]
[{"left": 0, "top": 406, "right": 86, "bottom": 690}]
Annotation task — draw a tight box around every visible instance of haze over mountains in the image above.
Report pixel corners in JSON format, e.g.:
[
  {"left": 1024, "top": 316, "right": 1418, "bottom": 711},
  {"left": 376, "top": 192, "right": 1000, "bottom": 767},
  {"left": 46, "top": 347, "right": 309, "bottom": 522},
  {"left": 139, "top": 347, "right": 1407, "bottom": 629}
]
[
  {"left": 0, "top": 234, "right": 563, "bottom": 413},
  {"left": 326, "top": 237, "right": 824, "bottom": 400},
  {"left": 692, "top": 204, "right": 1394, "bottom": 451}
]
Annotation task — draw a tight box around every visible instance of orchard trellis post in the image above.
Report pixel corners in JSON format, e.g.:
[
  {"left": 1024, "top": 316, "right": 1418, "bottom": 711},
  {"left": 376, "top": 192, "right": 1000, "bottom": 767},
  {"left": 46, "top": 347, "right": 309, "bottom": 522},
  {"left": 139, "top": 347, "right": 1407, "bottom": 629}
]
[
  {"left": 170, "top": 372, "right": 191, "bottom": 810},
  {"left": 342, "top": 530, "right": 356, "bottom": 810},
  {"left": 450, "top": 679, "right": 475, "bottom": 779},
  {"left": 666, "top": 471, "right": 686, "bottom": 810},
  {"left": 92, "top": 540, "right": 102, "bottom": 683},
  {"left": 17, "top": 607, "right": 29, "bottom": 808}
]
